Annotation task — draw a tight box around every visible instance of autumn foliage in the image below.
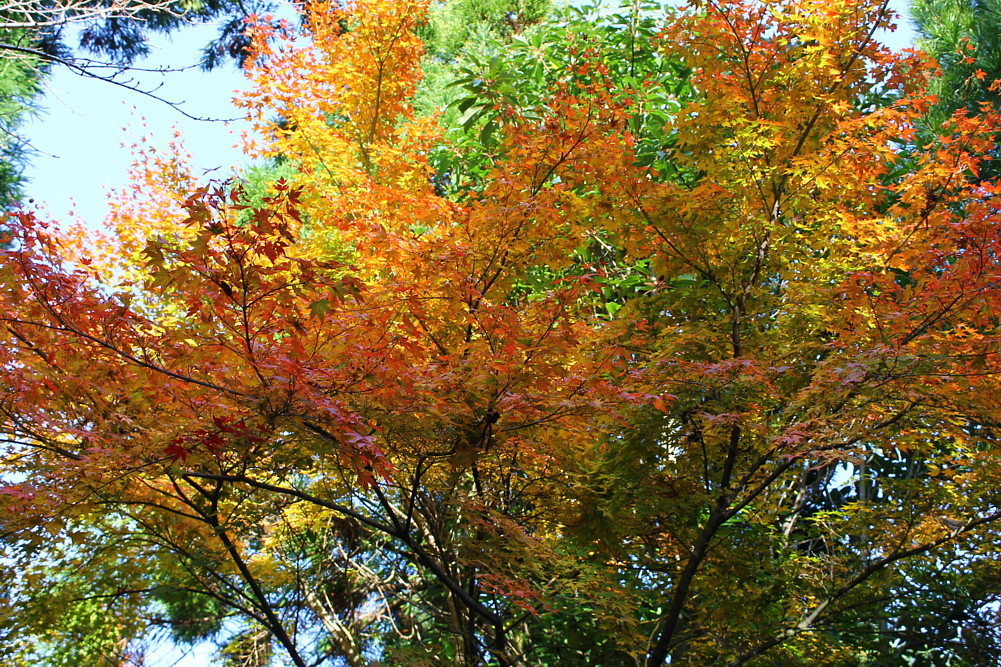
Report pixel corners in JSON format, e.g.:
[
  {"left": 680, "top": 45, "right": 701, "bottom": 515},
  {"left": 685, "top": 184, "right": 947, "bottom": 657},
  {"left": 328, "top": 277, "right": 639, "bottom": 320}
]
[{"left": 4, "top": 0, "right": 1001, "bottom": 664}]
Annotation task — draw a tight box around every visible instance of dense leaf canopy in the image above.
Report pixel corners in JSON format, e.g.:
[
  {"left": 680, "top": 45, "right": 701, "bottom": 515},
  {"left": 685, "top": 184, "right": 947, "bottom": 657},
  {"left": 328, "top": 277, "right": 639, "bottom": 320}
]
[{"left": 3, "top": 0, "right": 1001, "bottom": 665}]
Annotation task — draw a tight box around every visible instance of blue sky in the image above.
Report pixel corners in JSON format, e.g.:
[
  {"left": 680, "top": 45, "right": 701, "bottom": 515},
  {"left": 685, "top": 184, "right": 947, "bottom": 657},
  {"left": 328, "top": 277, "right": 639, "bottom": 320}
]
[
  {"left": 21, "top": 21, "right": 252, "bottom": 226},
  {"left": 22, "top": 1, "right": 917, "bottom": 229}
]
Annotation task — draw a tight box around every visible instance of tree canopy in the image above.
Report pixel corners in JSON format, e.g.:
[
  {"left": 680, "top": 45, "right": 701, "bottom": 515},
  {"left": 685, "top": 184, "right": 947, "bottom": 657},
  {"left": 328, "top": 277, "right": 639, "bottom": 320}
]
[{"left": 4, "top": 0, "right": 1001, "bottom": 665}]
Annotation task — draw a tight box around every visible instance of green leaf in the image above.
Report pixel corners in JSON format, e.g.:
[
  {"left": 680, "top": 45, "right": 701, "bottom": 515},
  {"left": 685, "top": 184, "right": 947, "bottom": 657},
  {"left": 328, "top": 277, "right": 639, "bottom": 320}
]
[{"left": 309, "top": 298, "right": 332, "bottom": 318}]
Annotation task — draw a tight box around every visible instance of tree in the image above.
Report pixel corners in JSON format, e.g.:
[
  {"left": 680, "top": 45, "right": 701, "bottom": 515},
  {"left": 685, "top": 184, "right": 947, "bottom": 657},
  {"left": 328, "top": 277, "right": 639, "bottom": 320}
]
[
  {"left": 4, "top": 0, "right": 1001, "bottom": 665},
  {"left": 0, "top": 0, "right": 270, "bottom": 66},
  {"left": 0, "top": 32, "right": 43, "bottom": 205},
  {"left": 910, "top": 0, "right": 1001, "bottom": 189},
  {"left": 910, "top": 0, "right": 1001, "bottom": 126}
]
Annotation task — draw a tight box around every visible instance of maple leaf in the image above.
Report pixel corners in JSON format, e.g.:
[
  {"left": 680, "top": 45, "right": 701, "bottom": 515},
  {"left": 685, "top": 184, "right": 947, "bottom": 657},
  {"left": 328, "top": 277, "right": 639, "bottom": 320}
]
[{"left": 164, "top": 440, "right": 190, "bottom": 463}]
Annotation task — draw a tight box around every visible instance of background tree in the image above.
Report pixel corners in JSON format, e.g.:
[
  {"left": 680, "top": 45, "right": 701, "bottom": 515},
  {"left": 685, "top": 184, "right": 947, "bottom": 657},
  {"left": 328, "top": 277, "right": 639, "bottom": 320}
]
[
  {"left": 0, "top": 33, "right": 43, "bottom": 205},
  {"left": 911, "top": 0, "right": 1001, "bottom": 125}
]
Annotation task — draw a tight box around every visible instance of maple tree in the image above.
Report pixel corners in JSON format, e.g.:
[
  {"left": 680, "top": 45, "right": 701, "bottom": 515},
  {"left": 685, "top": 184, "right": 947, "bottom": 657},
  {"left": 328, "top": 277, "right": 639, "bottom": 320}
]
[{"left": 4, "top": 0, "right": 1001, "bottom": 664}]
